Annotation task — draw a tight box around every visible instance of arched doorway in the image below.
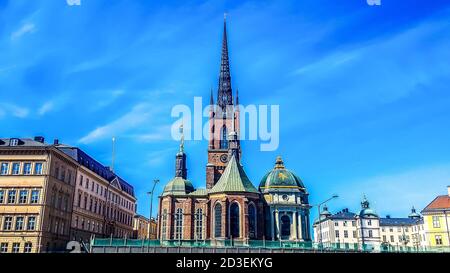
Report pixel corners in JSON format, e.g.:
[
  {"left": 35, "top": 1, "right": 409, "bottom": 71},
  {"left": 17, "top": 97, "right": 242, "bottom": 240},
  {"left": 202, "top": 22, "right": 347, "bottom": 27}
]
[
  {"left": 230, "top": 203, "right": 240, "bottom": 238},
  {"left": 280, "top": 215, "right": 291, "bottom": 240}
]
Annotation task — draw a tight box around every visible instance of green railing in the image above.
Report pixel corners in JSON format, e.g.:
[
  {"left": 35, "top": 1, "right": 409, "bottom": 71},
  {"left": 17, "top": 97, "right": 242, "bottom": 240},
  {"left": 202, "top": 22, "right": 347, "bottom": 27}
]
[{"left": 91, "top": 238, "right": 450, "bottom": 253}]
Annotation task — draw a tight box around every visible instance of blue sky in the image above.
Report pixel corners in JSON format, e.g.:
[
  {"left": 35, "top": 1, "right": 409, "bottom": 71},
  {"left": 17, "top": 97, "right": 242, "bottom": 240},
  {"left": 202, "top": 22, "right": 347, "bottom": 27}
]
[{"left": 1, "top": 0, "right": 450, "bottom": 223}]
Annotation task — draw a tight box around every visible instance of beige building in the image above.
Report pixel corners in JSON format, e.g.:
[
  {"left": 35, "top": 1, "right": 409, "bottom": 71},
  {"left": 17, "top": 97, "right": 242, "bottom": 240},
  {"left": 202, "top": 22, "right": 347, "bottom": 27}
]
[
  {"left": 133, "top": 215, "right": 157, "bottom": 239},
  {"left": 57, "top": 146, "right": 137, "bottom": 242},
  {"left": 0, "top": 137, "right": 137, "bottom": 253},
  {"left": 0, "top": 137, "right": 77, "bottom": 253},
  {"left": 421, "top": 186, "right": 450, "bottom": 247}
]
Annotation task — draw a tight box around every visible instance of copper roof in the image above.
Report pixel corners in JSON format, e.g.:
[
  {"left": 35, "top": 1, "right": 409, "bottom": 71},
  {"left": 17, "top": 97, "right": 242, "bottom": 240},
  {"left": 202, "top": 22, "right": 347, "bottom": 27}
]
[{"left": 422, "top": 195, "right": 450, "bottom": 212}]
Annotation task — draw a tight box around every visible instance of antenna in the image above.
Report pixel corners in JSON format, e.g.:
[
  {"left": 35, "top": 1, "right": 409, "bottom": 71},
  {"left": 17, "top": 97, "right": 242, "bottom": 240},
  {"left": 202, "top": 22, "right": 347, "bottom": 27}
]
[{"left": 112, "top": 136, "right": 116, "bottom": 172}]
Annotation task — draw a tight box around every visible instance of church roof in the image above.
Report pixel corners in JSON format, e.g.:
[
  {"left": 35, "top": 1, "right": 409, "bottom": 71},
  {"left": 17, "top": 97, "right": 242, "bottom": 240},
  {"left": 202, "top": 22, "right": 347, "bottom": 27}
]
[
  {"left": 161, "top": 177, "right": 195, "bottom": 196},
  {"left": 209, "top": 155, "right": 259, "bottom": 194},
  {"left": 259, "top": 156, "right": 306, "bottom": 191},
  {"left": 188, "top": 188, "right": 209, "bottom": 196}
]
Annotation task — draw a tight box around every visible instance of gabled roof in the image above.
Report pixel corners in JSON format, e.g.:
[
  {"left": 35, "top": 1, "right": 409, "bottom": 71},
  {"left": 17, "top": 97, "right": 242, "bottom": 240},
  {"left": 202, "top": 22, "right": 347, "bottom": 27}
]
[
  {"left": 209, "top": 155, "right": 259, "bottom": 194},
  {"left": 422, "top": 195, "right": 450, "bottom": 212},
  {"left": 0, "top": 138, "right": 48, "bottom": 147}
]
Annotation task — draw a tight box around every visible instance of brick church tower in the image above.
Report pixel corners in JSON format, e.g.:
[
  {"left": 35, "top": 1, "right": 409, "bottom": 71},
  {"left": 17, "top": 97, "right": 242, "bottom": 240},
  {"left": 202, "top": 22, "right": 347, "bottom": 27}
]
[{"left": 206, "top": 16, "right": 241, "bottom": 189}]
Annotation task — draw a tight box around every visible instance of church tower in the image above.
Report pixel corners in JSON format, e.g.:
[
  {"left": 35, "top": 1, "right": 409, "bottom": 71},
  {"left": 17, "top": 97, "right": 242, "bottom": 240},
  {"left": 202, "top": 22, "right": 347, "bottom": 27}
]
[{"left": 206, "top": 16, "right": 241, "bottom": 189}]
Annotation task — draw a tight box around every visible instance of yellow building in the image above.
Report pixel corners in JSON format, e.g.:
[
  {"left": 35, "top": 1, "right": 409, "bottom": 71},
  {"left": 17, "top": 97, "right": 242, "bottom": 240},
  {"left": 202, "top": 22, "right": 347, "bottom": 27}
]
[
  {"left": 421, "top": 186, "right": 450, "bottom": 247},
  {"left": 0, "top": 137, "right": 78, "bottom": 253},
  {"left": 133, "top": 215, "right": 157, "bottom": 239}
]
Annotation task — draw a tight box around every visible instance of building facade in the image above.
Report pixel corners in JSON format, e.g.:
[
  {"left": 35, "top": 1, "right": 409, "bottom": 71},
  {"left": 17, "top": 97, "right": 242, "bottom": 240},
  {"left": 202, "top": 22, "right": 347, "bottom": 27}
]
[
  {"left": 421, "top": 186, "right": 450, "bottom": 247},
  {"left": 0, "top": 137, "right": 77, "bottom": 253},
  {"left": 0, "top": 137, "right": 137, "bottom": 253},
  {"left": 313, "top": 197, "right": 425, "bottom": 251},
  {"left": 58, "top": 146, "right": 137, "bottom": 242},
  {"left": 157, "top": 18, "right": 311, "bottom": 245}
]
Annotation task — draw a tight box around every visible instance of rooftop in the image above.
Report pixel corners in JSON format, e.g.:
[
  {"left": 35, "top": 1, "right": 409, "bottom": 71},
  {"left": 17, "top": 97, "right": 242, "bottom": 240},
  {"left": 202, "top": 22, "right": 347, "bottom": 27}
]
[{"left": 422, "top": 195, "right": 450, "bottom": 212}]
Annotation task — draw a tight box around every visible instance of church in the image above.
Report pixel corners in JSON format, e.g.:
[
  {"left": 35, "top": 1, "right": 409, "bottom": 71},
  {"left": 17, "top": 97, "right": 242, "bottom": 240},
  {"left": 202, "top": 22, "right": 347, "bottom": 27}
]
[{"left": 157, "top": 18, "right": 312, "bottom": 244}]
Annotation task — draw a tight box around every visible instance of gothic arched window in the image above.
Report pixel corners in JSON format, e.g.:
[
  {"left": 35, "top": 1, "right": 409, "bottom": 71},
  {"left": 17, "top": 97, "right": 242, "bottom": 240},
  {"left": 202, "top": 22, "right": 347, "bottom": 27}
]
[
  {"left": 248, "top": 203, "right": 257, "bottom": 239},
  {"left": 214, "top": 203, "right": 222, "bottom": 238},
  {"left": 220, "top": 126, "right": 228, "bottom": 149},
  {"left": 230, "top": 203, "right": 240, "bottom": 238},
  {"left": 195, "top": 208, "right": 204, "bottom": 240},
  {"left": 161, "top": 209, "right": 168, "bottom": 240},
  {"left": 174, "top": 208, "right": 183, "bottom": 240}
]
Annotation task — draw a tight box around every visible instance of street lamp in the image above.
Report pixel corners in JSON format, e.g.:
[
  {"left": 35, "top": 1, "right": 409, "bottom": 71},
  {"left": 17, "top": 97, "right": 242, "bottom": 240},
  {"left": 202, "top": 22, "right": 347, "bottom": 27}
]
[
  {"left": 312, "top": 194, "right": 338, "bottom": 250},
  {"left": 147, "top": 179, "right": 160, "bottom": 240}
]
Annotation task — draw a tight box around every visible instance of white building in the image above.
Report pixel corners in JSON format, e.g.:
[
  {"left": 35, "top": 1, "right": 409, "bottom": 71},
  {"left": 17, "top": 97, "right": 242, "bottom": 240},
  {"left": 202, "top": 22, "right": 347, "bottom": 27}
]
[{"left": 313, "top": 196, "right": 424, "bottom": 252}]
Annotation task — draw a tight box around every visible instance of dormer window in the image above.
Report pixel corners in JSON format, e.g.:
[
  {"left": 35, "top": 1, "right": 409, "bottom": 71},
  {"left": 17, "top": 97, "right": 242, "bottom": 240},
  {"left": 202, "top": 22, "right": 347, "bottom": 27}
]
[{"left": 10, "top": 139, "right": 19, "bottom": 146}]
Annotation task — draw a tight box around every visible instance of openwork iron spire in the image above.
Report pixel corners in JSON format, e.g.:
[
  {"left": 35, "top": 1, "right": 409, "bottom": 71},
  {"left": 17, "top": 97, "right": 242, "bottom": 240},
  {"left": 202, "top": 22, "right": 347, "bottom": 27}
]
[{"left": 217, "top": 14, "right": 233, "bottom": 109}]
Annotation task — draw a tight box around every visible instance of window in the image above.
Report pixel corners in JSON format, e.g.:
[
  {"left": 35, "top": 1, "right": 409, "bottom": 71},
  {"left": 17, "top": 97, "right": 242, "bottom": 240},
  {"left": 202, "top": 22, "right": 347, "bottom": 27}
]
[
  {"left": 229, "top": 203, "right": 240, "bottom": 238},
  {"left": 161, "top": 209, "right": 167, "bottom": 240},
  {"left": 367, "top": 220, "right": 372, "bottom": 226},
  {"left": 195, "top": 208, "right": 203, "bottom": 240},
  {"left": 435, "top": 235, "right": 443, "bottom": 246},
  {"left": 390, "top": 235, "right": 394, "bottom": 242},
  {"left": 0, "top": 190, "right": 4, "bottom": 203},
  {"left": 12, "top": 163, "right": 20, "bottom": 175},
  {"left": 248, "top": 203, "right": 257, "bottom": 239},
  {"left": 86, "top": 179, "right": 89, "bottom": 189},
  {"left": 23, "top": 163, "right": 32, "bottom": 175},
  {"left": 352, "top": 221, "right": 356, "bottom": 227},
  {"left": 4, "top": 216, "right": 13, "bottom": 230},
  {"left": 34, "top": 163, "right": 43, "bottom": 175},
  {"left": 335, "top": 230, "right": 340, "bottom": 238},
  {"left": 383, "top": 235, "right": 387, "bottom": 242},
  {"left": 31, "top": 190, "right": 40, "bottom": 204},
  {"left": 0, "top": 243, "right": 8, "bottom": 253},
  {"left": 368, "top": 230, "right": 373, "bottom": 238},
  {"left": 8, "top": 190, "right": 16, "bottom": 204},
  {"left": 27, "top": 216, "right": 36, "bottom": 230},
  {"left": 79, "top": 175, "right": 83, "bottom": 186},
  {"left": 353, "top": 231, "right": 357, "bottom": 238},
  {"left": 15, "top": 217, "right": 24, "bottom": 230},
  {"left": 1, "top": 163, "right": 9, "bottom": 175},
  {"left": 389, "top": 228, "right": 393, "bottom": 232},
  {"left": 12, "top": 243, "right": 20, "bottom": 253},
  {"left": 334, "top": 222, "right": 339, "bottom": 227},
  {"left": 10, "top": 138, "right": 19, "bottom": 146},
  {"left": 432, "top": 216, "right": 440, "bottom": 228},
  {"left": 344, "top": 230, "right": 348, "bottom": 238},
  {"left": 343, "top": 221, "right": 347, "bottom": 227},
  {"left": 220, "top": 126, "right": 228, "bottom": 149},
  {"left": 24, "top": 242, "right": 32, "bottom": 253},
  {"left": 19, "top": 190, "right": 28, "bottom": 204},
  {"left": 214, "top": 203, "right": 222, "bottom": 238},
  {"left": 174, "top": 208, "right": 183, "bottom": 240}
]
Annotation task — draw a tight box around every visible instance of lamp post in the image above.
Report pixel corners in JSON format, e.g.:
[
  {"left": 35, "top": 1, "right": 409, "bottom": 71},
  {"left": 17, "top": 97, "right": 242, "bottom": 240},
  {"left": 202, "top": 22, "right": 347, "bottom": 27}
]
[
  {"left": 312, "top": 194, "right": 338, "bottom": 251},
  {"left": 147, "top": 179, "right": 160, "bottom": 240}
]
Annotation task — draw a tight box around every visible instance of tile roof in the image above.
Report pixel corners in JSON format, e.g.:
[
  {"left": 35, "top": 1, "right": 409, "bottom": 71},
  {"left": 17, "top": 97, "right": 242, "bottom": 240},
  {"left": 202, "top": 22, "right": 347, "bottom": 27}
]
[
  {"left": 422, "top": 195, "right": 450, "bottom": 212},
  {"left": 0, "top": 138, "right": 49, "bottom": 147},
  {"left": 209, "top": 155, "right": 259, "bottom": 194},
  {"left": 329, "top": 211, "right": 357, "bottom": 220},
  {"left": 379, "top": 218, "right": 418, "bottom": 226}
]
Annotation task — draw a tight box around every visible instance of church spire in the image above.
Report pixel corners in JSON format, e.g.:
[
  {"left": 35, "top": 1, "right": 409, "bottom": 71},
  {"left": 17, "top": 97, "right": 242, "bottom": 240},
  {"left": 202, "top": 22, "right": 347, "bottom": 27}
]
[
  {"left": 175, "top": 123, "right": 187, "bottom": 179},
  {"left": 217, "top": 14, "right": 233, "bottom": 110}
]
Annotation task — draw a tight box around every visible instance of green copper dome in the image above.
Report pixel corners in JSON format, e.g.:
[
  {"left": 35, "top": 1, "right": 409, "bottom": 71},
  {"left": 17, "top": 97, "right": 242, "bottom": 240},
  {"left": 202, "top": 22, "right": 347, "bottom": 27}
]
[
  {"left": 359, "top": 196, "right": 379, "bottom": 218},
  {"left": 259, "top": 156, "right": 305, "bottom": 191},
  {"left": 162, "top": 177, "right": 195, "bottom": 196}
]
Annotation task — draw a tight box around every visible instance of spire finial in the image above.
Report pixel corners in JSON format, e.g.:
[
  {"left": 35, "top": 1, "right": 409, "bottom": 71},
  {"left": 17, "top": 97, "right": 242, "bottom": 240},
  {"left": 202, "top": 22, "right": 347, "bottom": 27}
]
[
  {"left": 275, "top": 156, "right": 285, "bottom": 169},
  {"left": 217, "top": 13, "right": 233, "bottom": 109},
  {"left": 179, "top": 122, "right": 184, "bottom": 153}
]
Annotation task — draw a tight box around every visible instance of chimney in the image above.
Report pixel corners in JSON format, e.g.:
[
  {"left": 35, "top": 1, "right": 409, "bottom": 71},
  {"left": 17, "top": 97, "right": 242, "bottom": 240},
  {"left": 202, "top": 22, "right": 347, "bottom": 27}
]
[
  {"left": 54, "top": 139, "right": 59, "bottom": 145},
  {"left": 34, "top": 136, "right": 45, "bottom": 143},
  {"left": 386, "top": 215, "right": 391, "bottom": 219}
]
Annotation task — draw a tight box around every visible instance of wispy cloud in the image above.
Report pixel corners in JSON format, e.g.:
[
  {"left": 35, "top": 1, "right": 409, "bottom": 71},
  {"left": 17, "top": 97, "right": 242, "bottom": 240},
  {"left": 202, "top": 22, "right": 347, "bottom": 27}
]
[
  {"left": 78, "top": 103, "right": 154, "bottom": 144},
  {"left": 11, "top": 23, "right": 36, "bottom": 40},
  {"left": 95, "top": 90, "right": 125, "bottom": 109},
  {"left": 38, "top": 101, "right": 55, "bottom": 116},
  {"left": 0, "top": 103, "right": 29, "bottom": 118}
]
